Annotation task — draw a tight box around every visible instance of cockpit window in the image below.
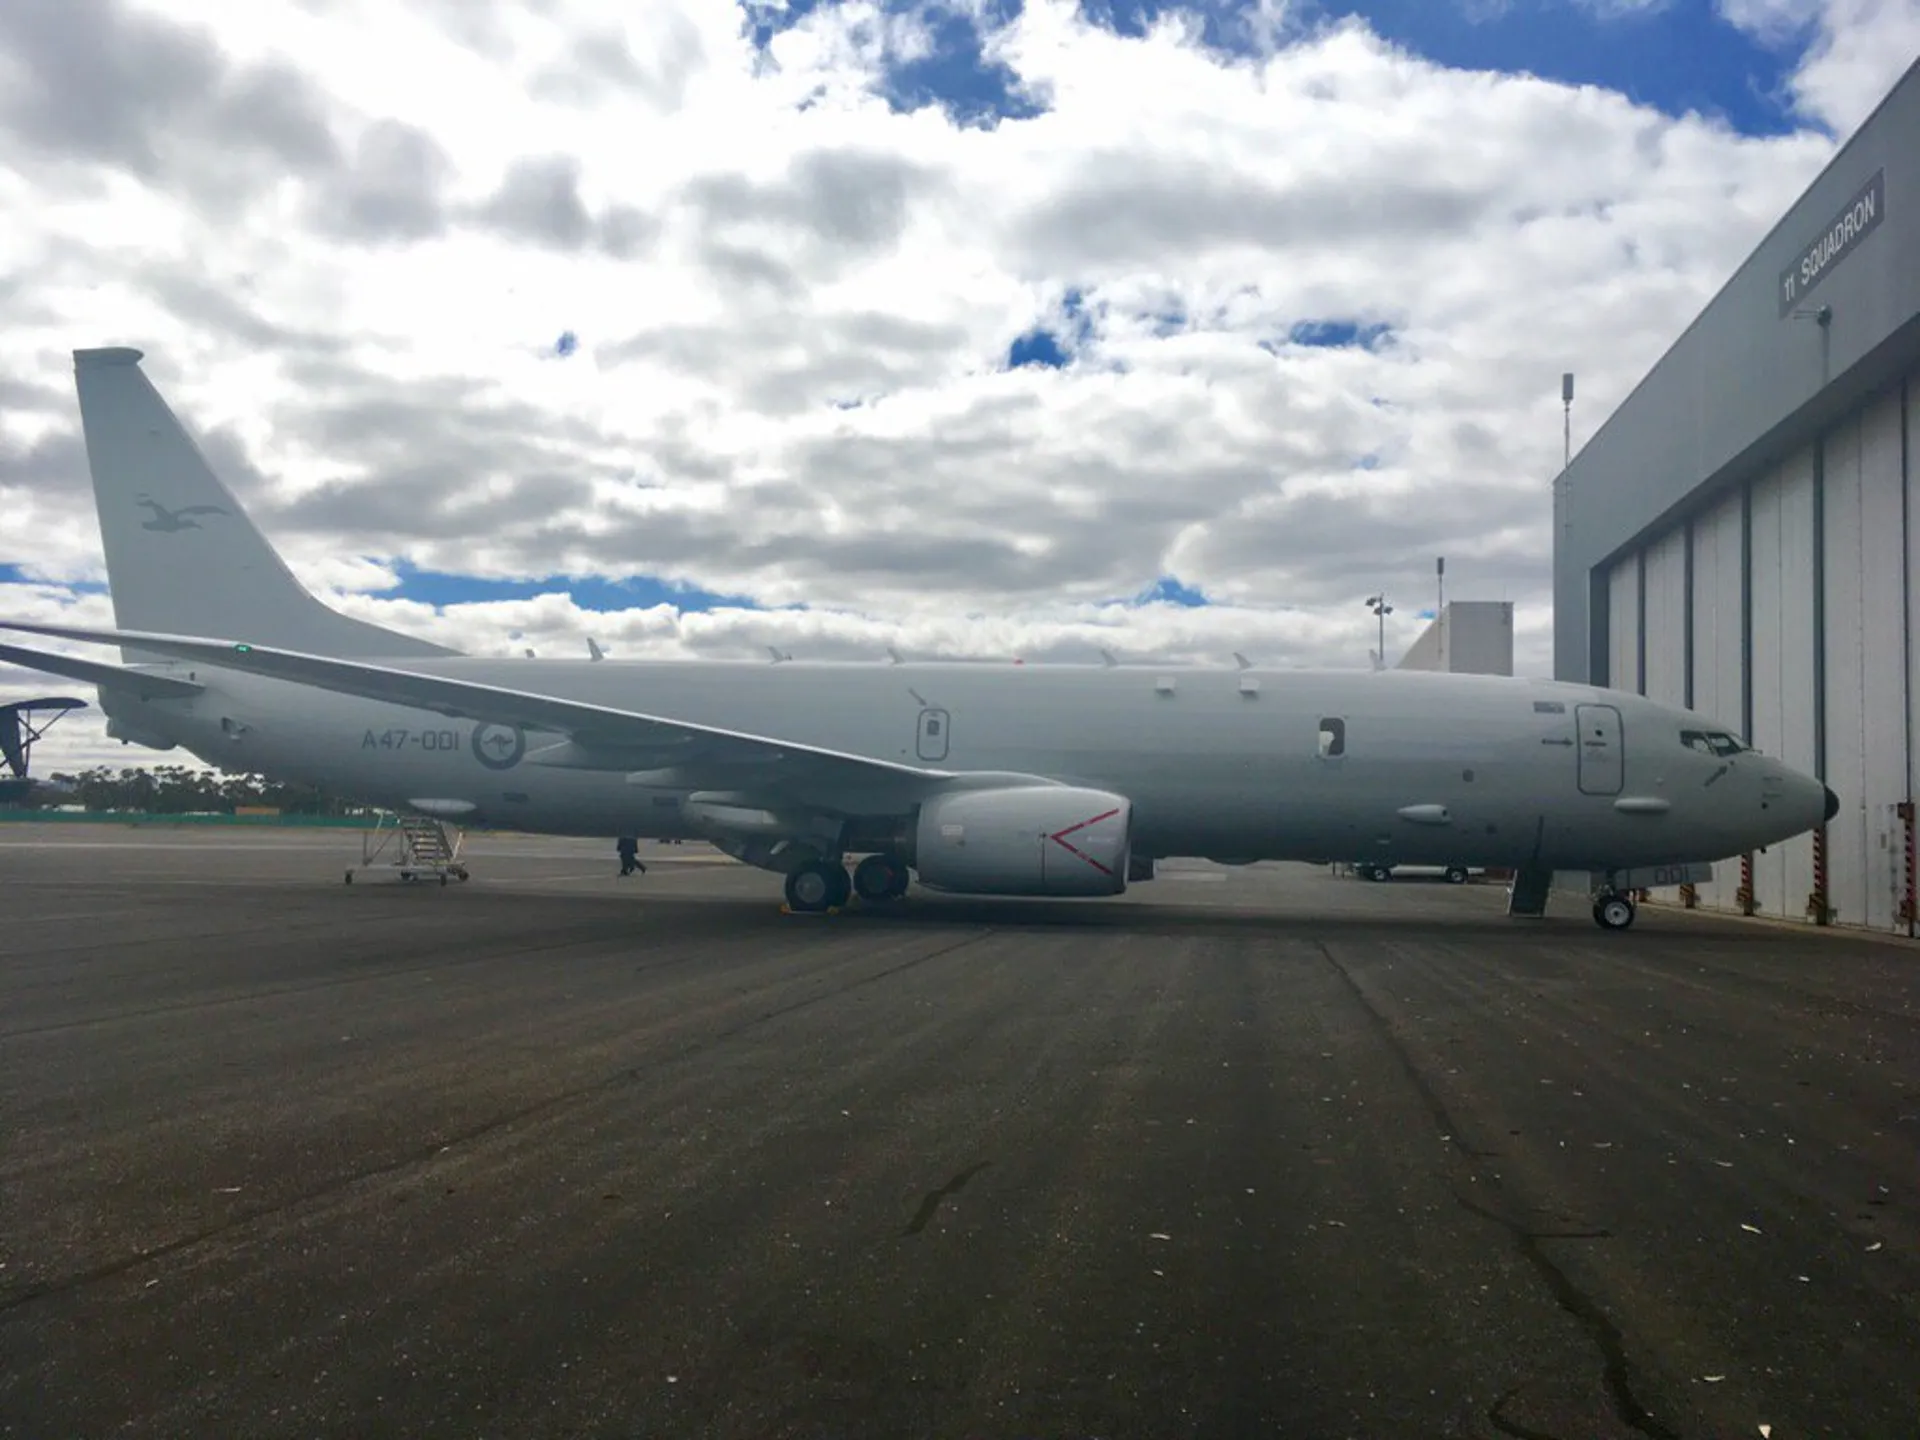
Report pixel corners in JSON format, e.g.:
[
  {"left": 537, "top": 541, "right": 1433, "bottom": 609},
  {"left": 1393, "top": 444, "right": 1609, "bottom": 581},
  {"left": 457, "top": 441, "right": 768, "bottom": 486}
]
[{"left": 1681, "top": 729, "right": 1745, "bottom": 757}]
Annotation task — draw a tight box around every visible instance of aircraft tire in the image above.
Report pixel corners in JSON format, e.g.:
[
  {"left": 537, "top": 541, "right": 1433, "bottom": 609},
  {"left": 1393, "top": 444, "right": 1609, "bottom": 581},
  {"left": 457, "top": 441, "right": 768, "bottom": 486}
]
[
  {"left": 786, "top": 860, "right": 851, "bottom": 913},
  {"left": 853, "top": 854, "right": 907, "bottom": 903},
  {"left": 1593, "top": 894, "right": 1636, "bottom": 931},
  {"left": 1444, "top": 866, "right": 1469, "bottom": 884}
]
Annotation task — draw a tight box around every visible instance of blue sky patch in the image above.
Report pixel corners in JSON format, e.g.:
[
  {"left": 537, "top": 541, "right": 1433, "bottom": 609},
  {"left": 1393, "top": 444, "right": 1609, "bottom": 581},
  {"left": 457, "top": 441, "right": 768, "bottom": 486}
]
[
  {"left": 379, "top": 563, "right": 757, "bottom": 614},
  {"left": 747, "top": 1, "right": 1816, "bottom": 138},
  {"left": 879, "top": 3, "right": 1044, "bottom": 125},
  {"left": 0, "top": 564, "right": 105, "bottom": 593},
  {"left": 1297, "top": 1, "right": 1808, "bottom": 138},
  {"left": 1135, "top": 574, "right": 1210, "bottom": 607},
  {"left": 1007, "top": 286, "right": 1096, "bottom": 368},
  {"left": 1008, "top": 327, "right": 1070, "bottom": 368},
  {"left": 1077, "top": 0, "right": 1250, "bottom": 53},
  {"left": 748, "top": 0, "right": 1044, "bottom": 125},
  {"left": 1288, "top": 320, "right": 1395, "bottom": 350}
]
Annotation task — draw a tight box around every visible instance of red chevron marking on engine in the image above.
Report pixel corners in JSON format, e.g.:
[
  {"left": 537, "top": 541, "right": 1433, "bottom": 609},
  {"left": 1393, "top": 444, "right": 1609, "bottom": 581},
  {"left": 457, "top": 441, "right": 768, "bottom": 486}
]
[{"left": 1048, "top": 807, "right": 1122, "bottom": 876}]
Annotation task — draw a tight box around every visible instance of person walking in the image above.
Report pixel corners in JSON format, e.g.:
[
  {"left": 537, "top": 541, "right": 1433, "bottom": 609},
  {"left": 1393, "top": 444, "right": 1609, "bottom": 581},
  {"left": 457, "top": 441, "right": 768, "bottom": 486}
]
[{"left": 617, "top": 836, "right": 645, "bottom": 876}]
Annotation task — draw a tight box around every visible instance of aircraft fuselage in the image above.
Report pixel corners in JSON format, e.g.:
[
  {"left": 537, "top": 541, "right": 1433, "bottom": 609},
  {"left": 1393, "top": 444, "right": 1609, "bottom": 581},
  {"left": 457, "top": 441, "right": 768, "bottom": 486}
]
[{"left": 102, "top": 656, "right": 1827, "bottom": 873}]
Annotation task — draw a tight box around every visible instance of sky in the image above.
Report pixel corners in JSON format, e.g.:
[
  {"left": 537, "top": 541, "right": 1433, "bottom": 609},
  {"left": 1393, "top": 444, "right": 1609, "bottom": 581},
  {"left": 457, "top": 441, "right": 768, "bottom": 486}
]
[{"left": 2, "top": 0, "right": 1917, "bottom": 772}]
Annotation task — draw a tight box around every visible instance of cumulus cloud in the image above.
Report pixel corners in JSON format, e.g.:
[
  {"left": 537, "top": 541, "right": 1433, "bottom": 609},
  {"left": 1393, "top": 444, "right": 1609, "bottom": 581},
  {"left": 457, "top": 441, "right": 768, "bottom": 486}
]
[
  {"left": 0, "top": 0, "right": 1879, "bottom": 774},
  {"left": 1718, "top": 0, "right": 1920, "bottom": 135}
]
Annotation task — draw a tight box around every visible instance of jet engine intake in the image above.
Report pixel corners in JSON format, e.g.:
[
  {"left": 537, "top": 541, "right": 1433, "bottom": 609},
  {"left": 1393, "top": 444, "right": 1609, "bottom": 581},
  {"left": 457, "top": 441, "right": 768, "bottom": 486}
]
[{"left": 914, "top": 786, "right": 1132, "bottom": 897}]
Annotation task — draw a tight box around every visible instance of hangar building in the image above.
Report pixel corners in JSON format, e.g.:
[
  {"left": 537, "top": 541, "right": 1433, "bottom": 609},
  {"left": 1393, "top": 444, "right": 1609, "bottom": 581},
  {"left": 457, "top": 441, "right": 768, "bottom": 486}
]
[
  {"left": 1553, "top": 58, "right": 1920, "bottom": 934},
  {"left": 1398, "top": 600, "right": 1515, "bottom": 676}
]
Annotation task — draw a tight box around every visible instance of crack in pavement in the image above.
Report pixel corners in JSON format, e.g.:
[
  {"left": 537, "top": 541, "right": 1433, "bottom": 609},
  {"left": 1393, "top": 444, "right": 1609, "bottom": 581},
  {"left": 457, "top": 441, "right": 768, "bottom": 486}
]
[
  {"left": 1312, "top": 941, "right": 1678, "bottom": 1440},
  {"left": 902, "top": 1161, "right": 993, "bottom": 1237},
  {"left": 1457, "top": 1191, "right": 1674, "bottom": 1440}
]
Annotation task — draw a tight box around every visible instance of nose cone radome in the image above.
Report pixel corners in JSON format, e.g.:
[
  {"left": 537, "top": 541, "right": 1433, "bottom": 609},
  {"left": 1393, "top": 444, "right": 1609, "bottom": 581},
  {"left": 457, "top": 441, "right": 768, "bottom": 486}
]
[{"left": 1825, "top": 786, "right": 1840, "bottom": 823}]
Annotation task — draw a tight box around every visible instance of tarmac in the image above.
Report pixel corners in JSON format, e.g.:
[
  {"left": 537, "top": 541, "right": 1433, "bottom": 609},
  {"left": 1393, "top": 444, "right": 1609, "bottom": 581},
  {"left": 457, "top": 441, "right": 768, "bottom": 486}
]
[{"left": 2, "top": 828, "right": 1916, "bottom": 1439}]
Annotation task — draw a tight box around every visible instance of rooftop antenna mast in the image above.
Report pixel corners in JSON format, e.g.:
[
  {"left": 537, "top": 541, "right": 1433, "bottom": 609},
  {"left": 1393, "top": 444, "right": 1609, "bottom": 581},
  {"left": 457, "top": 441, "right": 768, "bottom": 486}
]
[
  {"left": 1562, "top": 372, "right": 1574, "bottom": 469},
  {"left": 1558, "top": 371, "right": 1575, "bottom": 534}
]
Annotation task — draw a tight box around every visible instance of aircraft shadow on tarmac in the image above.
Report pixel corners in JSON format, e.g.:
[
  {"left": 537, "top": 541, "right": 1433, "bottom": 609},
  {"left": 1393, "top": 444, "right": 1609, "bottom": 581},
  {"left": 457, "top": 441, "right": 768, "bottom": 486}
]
[{"left": 335, "top": 877, "right": 1669, "bottom": 944}]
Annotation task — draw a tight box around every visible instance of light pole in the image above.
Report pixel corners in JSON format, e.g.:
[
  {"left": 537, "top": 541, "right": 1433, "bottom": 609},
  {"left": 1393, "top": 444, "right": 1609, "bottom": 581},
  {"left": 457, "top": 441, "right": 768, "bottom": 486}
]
[{"left": 1365, "top": 593, "right": 1393, "bottom": 669}]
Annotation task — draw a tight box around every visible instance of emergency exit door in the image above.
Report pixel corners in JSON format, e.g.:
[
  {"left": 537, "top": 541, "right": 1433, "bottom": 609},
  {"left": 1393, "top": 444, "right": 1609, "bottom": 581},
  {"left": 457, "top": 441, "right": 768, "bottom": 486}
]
[
  {"left": 916, "top": 707, "right": 951, "bottom": 762},
  {"left": 1575, "top": 704, "right": 1623, "bottom": 796}
]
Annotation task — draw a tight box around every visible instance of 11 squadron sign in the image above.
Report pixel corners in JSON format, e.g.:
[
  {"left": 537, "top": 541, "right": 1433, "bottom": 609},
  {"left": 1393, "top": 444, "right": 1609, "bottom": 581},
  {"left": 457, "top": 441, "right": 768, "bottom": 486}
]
[{"left": 1779, "top": 169, "right": 1885, "bottom": 318}]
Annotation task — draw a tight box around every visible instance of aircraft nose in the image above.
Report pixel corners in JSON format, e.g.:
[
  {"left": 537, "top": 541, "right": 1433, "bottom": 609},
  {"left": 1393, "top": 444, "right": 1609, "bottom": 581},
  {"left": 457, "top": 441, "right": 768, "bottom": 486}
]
[{"left": 1825, "top": 786, "right": 1840, "bottom": 823}]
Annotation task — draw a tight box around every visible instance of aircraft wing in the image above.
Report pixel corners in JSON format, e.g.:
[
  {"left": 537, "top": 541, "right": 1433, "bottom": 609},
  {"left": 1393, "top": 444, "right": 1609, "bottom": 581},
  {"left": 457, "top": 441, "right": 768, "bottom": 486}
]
[
  {"left": 0, "top": 621, "right": 1019, "bottom": 799},
  {"left": 0, "top": 639, "right": 204, "bottom": 701}
]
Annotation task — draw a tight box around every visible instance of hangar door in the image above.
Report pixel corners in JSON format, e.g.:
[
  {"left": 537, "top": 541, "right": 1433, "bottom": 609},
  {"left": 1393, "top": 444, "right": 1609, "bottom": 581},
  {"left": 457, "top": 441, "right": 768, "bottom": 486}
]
[{"left": 1576, "top": 704, "right": 1624, "bottom": 796}]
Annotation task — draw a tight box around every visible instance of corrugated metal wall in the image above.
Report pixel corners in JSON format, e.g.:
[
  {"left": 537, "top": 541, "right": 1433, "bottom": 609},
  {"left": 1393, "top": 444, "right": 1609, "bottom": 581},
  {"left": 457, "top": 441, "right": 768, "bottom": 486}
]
[
  {"left": 1597, "top": 368, "right": 1919, "bottom": 931},
  {"left": 1690, "top": 491, "right": 1747, "bottom": 912},
  {"left": 1608, "top": 554, "right": 1640, "bottom": 694},
  {"left": 1747, "top": 446, "right": 1818, "bottom": 919},
  {"left": 1820, "top": 391, "right": 1909, "bottom": 930},
  {"left": 1639, "top": 530, "right": 1689, "bottom": 905},
  {"left": 1642, "top": 530, "right": 1688, "bottom": 706}
]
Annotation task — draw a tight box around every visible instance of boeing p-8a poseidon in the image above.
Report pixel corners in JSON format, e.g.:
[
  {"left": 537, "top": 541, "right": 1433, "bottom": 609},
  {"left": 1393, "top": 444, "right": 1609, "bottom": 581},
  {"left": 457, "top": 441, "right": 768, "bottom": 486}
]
[{"left": 2, "top": 348, "right": 1835, "bottom": 929}]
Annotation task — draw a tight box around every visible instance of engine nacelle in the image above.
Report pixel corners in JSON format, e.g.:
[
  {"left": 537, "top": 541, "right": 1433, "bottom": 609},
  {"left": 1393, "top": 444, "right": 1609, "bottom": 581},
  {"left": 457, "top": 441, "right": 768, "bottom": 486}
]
[{"left": 913, "top": 786, "right": 1132, "bottom": 897}]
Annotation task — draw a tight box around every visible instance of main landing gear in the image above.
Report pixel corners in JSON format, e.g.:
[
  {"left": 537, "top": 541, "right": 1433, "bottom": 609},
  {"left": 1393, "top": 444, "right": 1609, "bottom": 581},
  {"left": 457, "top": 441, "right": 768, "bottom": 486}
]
[
  {"left": 782, "top": 854, "right": 911, "bottom": 913},
  {"left": 852, "top": 853, "right": 910, "bottom": 903},
  {"left": 1592, "top": 885, "right": 1637, "bottom": 931},
  {"left": 784, "top": 861, "right": 851, "bottom": 913}
]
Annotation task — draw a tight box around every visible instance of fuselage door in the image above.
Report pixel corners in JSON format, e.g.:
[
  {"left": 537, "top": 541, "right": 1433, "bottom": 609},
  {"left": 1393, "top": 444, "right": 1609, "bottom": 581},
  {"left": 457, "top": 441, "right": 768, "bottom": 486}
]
[
  {"left": 916, "top": 707, "right": 951, "bottom": 763},
  {"left": 1575, "top": 703, "right": 1624, "bottom": 796}
]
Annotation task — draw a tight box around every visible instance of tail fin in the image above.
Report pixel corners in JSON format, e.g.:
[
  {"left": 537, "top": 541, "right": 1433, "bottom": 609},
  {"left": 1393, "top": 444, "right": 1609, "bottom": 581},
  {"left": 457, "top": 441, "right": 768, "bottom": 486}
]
[{"left": 71, "top": 348, "right": 455, "bottom": 658}]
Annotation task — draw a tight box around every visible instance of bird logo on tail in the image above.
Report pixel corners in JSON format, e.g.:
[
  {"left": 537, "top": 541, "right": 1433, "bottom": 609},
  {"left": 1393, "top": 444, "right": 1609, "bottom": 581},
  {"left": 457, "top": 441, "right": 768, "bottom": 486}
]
[{"left": 136, "top": 494, "right": 230, "bottom": 532}]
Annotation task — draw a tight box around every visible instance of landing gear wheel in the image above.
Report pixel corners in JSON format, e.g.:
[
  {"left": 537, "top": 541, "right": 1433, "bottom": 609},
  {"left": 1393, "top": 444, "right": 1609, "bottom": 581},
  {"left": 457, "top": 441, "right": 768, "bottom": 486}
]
[
  {"left": 1444, "top": 866, "right": 1469, "bottom": 885},
  {"left": 1593, "top": 893, "right": 1637, "bottom": 931},
  {"left": 852, "top": 854, "right": 909, "bottom": 903},
  {"left": 785, "top": 861, "right": 851, "bottom": 913}
]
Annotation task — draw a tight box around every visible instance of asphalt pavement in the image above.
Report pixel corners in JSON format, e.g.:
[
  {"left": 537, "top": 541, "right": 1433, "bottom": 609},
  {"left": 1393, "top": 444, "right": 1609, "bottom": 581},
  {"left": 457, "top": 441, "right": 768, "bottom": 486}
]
[{"left": 2, "top": 827, "right": 1916, "bottom": 1438}]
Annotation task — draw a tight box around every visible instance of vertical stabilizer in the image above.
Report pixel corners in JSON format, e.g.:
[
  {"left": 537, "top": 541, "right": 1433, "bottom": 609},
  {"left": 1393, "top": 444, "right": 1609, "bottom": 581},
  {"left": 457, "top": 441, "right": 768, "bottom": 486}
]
[{"left": 71, "top": 348, "right": 455, "bottom": 658}]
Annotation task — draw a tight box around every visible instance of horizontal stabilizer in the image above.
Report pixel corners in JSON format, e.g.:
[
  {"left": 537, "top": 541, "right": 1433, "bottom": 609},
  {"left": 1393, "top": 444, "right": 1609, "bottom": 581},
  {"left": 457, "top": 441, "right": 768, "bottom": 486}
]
[
  {"left": 0, "top": 639, "right": 203, "bottom": 701},
  {"left": 0, "top": 695, "right": 87, "bottom": 715}
]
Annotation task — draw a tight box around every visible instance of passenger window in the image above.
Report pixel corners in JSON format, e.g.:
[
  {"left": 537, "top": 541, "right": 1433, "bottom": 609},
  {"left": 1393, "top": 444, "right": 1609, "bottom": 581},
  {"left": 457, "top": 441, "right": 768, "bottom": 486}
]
[{"left": 1318, "top": 718, "right": 1346, "bottom": 759}]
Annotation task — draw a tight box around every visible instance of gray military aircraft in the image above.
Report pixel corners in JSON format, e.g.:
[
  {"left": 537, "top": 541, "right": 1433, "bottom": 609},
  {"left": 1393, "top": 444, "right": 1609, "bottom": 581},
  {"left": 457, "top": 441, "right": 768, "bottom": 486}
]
[{"left": 2, "top": 348, "right": 1836, "bottom": 928}]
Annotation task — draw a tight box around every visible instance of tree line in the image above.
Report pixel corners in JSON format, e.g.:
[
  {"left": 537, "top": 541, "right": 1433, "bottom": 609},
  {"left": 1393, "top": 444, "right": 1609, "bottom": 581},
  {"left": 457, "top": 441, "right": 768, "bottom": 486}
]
[{"left": 40, "top": 765, "right": 364, "bottom": 815}]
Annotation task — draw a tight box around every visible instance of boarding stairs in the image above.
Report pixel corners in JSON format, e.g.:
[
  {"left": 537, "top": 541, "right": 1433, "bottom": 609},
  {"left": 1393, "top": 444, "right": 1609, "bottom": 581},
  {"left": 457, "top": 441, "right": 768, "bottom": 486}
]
[{"left": 344, "top": 811, "right": 470, "bottom": 885}]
